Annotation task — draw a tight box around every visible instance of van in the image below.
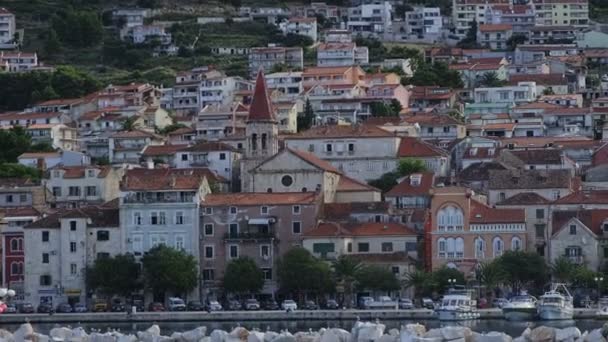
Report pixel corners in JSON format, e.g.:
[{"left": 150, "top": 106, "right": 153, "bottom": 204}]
[{"left": 167, "top": 297, "right": 186, "bottom": 311}]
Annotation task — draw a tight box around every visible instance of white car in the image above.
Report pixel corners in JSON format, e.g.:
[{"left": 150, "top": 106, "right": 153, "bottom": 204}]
[{"left": 281, "top": 300, "right": 297, "bottom": 311}]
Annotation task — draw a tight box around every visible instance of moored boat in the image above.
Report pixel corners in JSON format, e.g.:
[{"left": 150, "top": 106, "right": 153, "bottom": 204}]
[
  {"left": 502, "top": 294, "right": 537, "bottom": 321},
  {"left": 435, "top": 287, "right": 480, "bottom": 321},
  {"left": 538, "top": 283, "right": 573, "bottom": 320}
]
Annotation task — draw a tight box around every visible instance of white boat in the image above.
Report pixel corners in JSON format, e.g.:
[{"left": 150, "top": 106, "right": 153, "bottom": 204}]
[
  {"left": 502, "top": 294, "right": 538, "bottom": 321},
  {"left": 538, "top": 283, "right": 574, "bottom": 320},
  {"left": 595, "top": 297, "right": 608, "bottom": 319},
  {"left": 435, "top": 287, "right": 480, "bottom": 321}
]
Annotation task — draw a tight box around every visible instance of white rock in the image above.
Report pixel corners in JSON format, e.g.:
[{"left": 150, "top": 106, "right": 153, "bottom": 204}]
[
  {"left": 264, "top": 332, "right": 279, "bottom": 342},
  {"left": 182, "top": 327, "right": 208, "bottom": 342},
  {"left": 440, "top": 326, "right": 471, "bottom": 340},
  {"left": 147, "top": 325, "right": 162, "bottom": 336},
  {"left": 320, "top": 329, "right": 350, "bottom": 342},
  {"left": 388, "top": 330, "right": 399, "bottom": 337},
  {"left": 271, "top": 335, "right": 297, "bottom": 342},
  {"left": 248, "top": 331, "right": 266, "bottom": 342},
  {"left": 89, "top": 333, "right": 116, "bottom": 342},
  {"left": 116, "top": 334, "right": 138, "bottom": 342},
  {"left": 211, "top": 330, "right": 230, "bottom": 342},
  {"left": 528, "top": 326, "right": 555, "bottom": 342},
  {"left": 422, "top": 329, "right": 442, "bottom": 339},
  {"left": 32, "top": 333, "right": 51, "bottom": 342},
  {"left": 512, "top": 337, "right": 526, "bottom": 342},
  {"left": 352, "top": 322, "right": 385, "bottom": 342},
  {"left": 556, "top": 327, "right": 582, "bottom": 342},
  {"left": 376, "top": 334, "right": 398, "bottom": 342},
  {"left": 0, "top": 330, "right": 13, "bottom": 341},
  {"left": 229, "top": 328, "right": 249, "bottom": 342},
  {"left": 50, "top": 327, "right": 73, "bottom": 341},
  {"left": 583, "top": 328, "right": 606, "bottom": 342},
  {"left": 471, "top": 331, "right": 512, "bottom": 342},
  {"left": 13, "top": 323, "right": 34, "bottom": 342}
]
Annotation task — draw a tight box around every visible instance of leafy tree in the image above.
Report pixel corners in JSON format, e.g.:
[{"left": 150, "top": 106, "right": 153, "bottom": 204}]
[
  {"left": 223, "top": 257, "right": 264, "bottom": 296},
  {"left": 457, "top": 20, "right": 480, "bottom": 49},
  {"left": 476, "top": 260, "right": 506, "bottom": 299},
  {"left": 277, "top": 248, "right": 334, "bottom": 300},
  {"left": 496, "top": 251, "right": 548, "bottom": 293},
  {"left": 394, "top": 2, "right": 414, "bottom": 18},
  {"left": 0, "top": 127, "right": 35, "bottom": 163},
  {"left": 86, "top": 254, "right": 143, "bottom": 297},
  {"left": 398, "top": 158, "right": 426, "bottom": 176},
  {"left": 354, "top": 35, "right": 387, "bottom": 62},
  {"left": 543, "top": 87, "right": 555, "bottom": 96},
  {"left": 142, "top": 245, "right": 198, "bottom": 299},
  {"left": 355, "top": 265, "right": 400, "bottom": 293},
  {"left": 279, "top": 33, "right": 314, "bottom": 48},
  {"left": 157, "top": 123, "right": 186, "bottom": 135},
  {"left": 44, "top": 29, "right": 62, "bottom": 57},
  {"left": 121, "top": 117, "right": 140, "bottom": 131},
  {"left": 432, "top": 266, "right": 466, "bottom": 293},
  {"left": 298, "top": 98, "right": 315, "bottom": 131},
  {"left": 332, "top": 255, "right": 362, "bottom": 307},
  {"left": 0, "top": 163, "right": 42, "bottom": 180},
  {"left": 507, "top": 34, "right": 527, "bottom": 51},
  {"left": 368, "top": 171, "right": 400, "bottom": 193},
  {"left": 551, "top": 256, "right": 576, "bottom": 283},
  {"left": 403, "top": 269, "right": 435, "bottom": 297},
  {"left": 52, "top": 11, "right": 103, "bottom": 48},
  {"left": 479, "top": 72, "right": 504, "bottom": 87},
  {"left": 405, "top": 62, "right": 464, "bottom": 89},
  {"left": 137, "top": 0, "right": 159, "bottom": 8}
]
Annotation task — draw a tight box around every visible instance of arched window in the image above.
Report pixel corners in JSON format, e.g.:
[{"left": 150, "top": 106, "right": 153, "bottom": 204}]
[
  {"left": 261, "top": 133, "right": 267, "bottom": 150},
  {"left": 10, "top": 262, "right": 23, "bottom": 276},
  {"left": 475, "top": 237, "right": 485, "bottom": 258},
  {"left": 455, "top": 237, "right": 464, "bottom": 258},
  {"left": 493, "top": 237, "right": 504, "bottom": 257},
  {"left": 446, "top": 238, "right": 455, "bottom": 258},
  {"left": 251, "top": 133, "right": 257, "bottom": 151},
  {"left": 437, "top": 206, "right": 464, "bottom": 231},
  {"left": 511, "top": 236, "right": 522, "bottom": 251},
  {"left": 437, "top": 238, "right": 446, "bottom": 258},
  {"left": 10, "top": 238, "right": 23, "bottom": 252}
]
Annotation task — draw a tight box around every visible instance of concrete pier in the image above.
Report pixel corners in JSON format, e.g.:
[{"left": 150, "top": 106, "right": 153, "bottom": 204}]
[{"left": 0, "top": 308, "right": 600, "bottom": 325}]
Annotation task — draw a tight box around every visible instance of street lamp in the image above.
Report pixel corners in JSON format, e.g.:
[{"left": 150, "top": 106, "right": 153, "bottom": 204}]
[
  {"left": 595, "top": 276, "right": 604, "bottom": 309},
  {"left": 448, "top": 278, "right": 457, "bottom": 290}
]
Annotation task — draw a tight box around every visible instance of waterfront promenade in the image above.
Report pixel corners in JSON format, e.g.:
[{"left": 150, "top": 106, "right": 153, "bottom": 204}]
[{"left": 0, "top": 308, "right": 600, "bottom": 324}]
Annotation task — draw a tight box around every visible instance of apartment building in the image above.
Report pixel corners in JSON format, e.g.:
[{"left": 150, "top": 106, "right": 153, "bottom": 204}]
[
  {"left": 317, "top": 42, "right": 370, "bottom": 66},
  {"left": 529, "top": 25, "right": 577, "bottom": 44},
  {"left": 0, "top": 52, "right": 38, "bottom": 72},
  {"left": 488, "top": 169, "right": 573, "bottom": 205},
  {"left": 485, "top": 4, "right": 536, "bottom": 36},
  {"left": 281, "top": 17, "right": 318, "bottom": 42},
  {"left": 23, "top": 205, "right": 120, "bottom": 306},
  {"left": 265, "top": 72, "right": 303, "bottom": 99},
  {"left": 294, "top": 2, "right": 341, "bottom": 22},
  {"left": 532, "top": 0, "right": 588, "bottom": 28},
  {"left": 478, "top": 24, "right": 513, "bottom": 50},
  {"left": 108, "top": 130, "right": 165, "bottom": 164},
  {"left": 45, "top": 165, "right": 122, "bottom": 209},
  {"left": 197, "top": 103, "right": 248, "bottom": 141},
  {"left": 200, "top": 192, "right": 322, "bottom": 298},
  {"left": 473, "top": 81, "right": 538, "bottom": 106},
  {"left": 347, "top": 1, "right": 393, "bottom": 37},
  {"left": 248, "top": 47, "right": 304, "bottom": 77},
  {"left": 452, "top": 0, "right": 510, "bottom": 38},
  {"left": 0, "top": 8, "right": 15, "bottom": 46},
  {"left": 403, "top": 6, "right": 443, "bottom": 38}
]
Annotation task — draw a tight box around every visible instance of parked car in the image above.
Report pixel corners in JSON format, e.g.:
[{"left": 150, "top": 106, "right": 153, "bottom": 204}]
[
  {"left": 399, "top": 298, "right": 414, "bottom": 310},
  {"left": 56, "top": 303, "right": 73, "bottom": 313},
  {"left": 148, "top": 302, "right": 165, "bottom": 312},
  {"left": 111, "top": 300, "right": 125, "bottom": 312},
  {"left": 492, "top": 298, "right": 508, "bottom": 308},
  {"left": 37, "top": 303, "right": 53, "bottom": 313},
  {"left": 477, "top": 297, "right": 489, "bottom": 309},
  {"left": 207, "top": 300, "right": 223, "bottom": 312},
  {"left": 129, "top": 297, "right": 145, "bottom": 312},
  {"left": 18, "top": 302, "right": 35, "bottom": 314},
  {"left": 168, "top": 297, "right": 186, "bottom": 311},
  {"left": 92, "top": 299, "right": 108, "bottom": 312},
  {"left": 421, "top": 298, "right": 435, "bottom": 309},
  {"left": 73, "top": 303, "right": 88, "bottom": 313},
  {"left": 363, "top": 296, "right": 397, "bottom": 310},
  {"left": 5, "top": 304, "right": 17, "bottom": 314},
  {"left": 187, "top": 301, "right": 204, "bottom": 311},
  {"left": 281, "top": 300, "right": 297, "bottom": 311},
  {"left": 263, "top": 299, "right": 279, "bottom": 310},
  {"left": 243, "top": 298, "right": 260, "bottom": 311},
  {"left": 226, "top": 299, "right": 242, "bottom": 311},
  {"left": 302, "top": 300, "right": 318, "bottom": 310},
  {"left": 325, "top": 299, "right": 340, "bottom": 310}
]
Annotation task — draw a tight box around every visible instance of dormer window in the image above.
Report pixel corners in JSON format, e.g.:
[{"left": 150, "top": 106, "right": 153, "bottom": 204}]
[
  {"left": 87, "top": 170, "right": 95, "bottom": 177},
  {"left": 410, "top": 174, "right": 422, "bottom": 186}
]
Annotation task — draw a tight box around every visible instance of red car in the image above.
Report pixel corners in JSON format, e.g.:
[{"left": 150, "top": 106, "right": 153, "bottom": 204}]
[{"left": 148, "top": 302, "right": 165, "bottom": 312}]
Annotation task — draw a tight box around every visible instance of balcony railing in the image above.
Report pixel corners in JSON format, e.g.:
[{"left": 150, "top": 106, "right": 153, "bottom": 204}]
[
  {"left": 123, "top": 193, "right": 194, "bottom": 204},
  {"left": 565, "top": 255, "right": 584, "bottom": 264},
  {"left": 223, "top": 231, "right": 277, "bottom": 241}
]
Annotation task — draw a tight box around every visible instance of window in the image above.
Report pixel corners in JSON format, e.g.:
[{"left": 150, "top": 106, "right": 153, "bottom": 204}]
[
  {"left": 19, "top": 194, "right": 27, "bottom": 202},
  {"left": 85, "top": 186, "right": 96, "bottom": 196},
  {"left": 261, "top": 206, "right": 269, "bottom": 215},
  {"left": 97, "top": 252, "right": 110, "bottom": 259},
  {"left": 499, "top": 193, "right": 506, "bottom": 202},
  {"left": 535, "top": 224, "right": 545, "bottom": 238},
  {"left": 553, "top": 191, "right": 561, "bottom": 200},
  {"left": 70, "top": 242, "right": 77, "bottom": 253},
  {"left": 443, "top": 126, "right": 450, "bottom": 133},
  {"left": 10, "top": 262, "right": 23, "bottom": 276},
  {"left": 229, "top": 223, "right": 238, "bottom": 237},
  {"left": 511, "top": 236, "right": 522, "bottom": 251},
  {"left": 381, "top": 242, "right": 393, "bottom": 252},
  {"left": 260, "top": 245, "right": 270, "bottom": 258},
  {"left": 175, "top": 235, "right": 185, "bottom": 250},
  {"left": 219, "top": 153, "right": 226, "bottom": 160},
  {"left": 348, "top": 143, "right": 354, "bottom": 152},
  {"left": 132, "top": 235, "right": 143, "bottom": 255},
  {"left": 40, "top": 275, "right": 52, "bottom": 286},
  {"left": 42, "top": 231, "right": 49, "bottom": 242},
  {"left": 391, "top": 266, "right": 400, "bottom": 274},
  {"left": 229, "top": 244, "right": 239, "bottom": 259},
  {"left": 604, "top": 224, "right": 608, "bottom": 232},
  {"left": 262, "top": 268, "right": 272, "bottom": 280},
  {"left": 203, "top": 269, "right": 215, "bottom": 281},
  {"left": 87, "top": 169, "right": 95, "bottom": 177},
  {"left": 70, "top": 221, "right": 77, "bottom": 231},
  {"left": 96, "top": 230, "right": 109, "bottom": 241},
  {"left": 281, "top": 175, "right": 293, "bottom": 187},
  {"left": 204, "top": 223, "right": 214, "bottom": 236},
  {"left": 347, "top": 242, "right": 352, "bottom": 253},
  {"left": 204, "top": 207, "right": 213, "bottom": 215},
  {"left": 133, "top": 212, "right": 142, "bottom": 225},
  {"left": 437, "top": 206, "right": 464, "bottom": 231},
  {"left": 42, "top": 253, "right": 49, "bottom": 264},
  {"left": 569, "top": 224, "right": 576, "bottom": 235},
  {"left": 493, "top": 237, "right": 503, "bottom": 257},
  {"left": 474, "top": 238, "right": 485, "bottom": 258},
  {"left": 230, "top": 207, "right": 237, "bottom": 214},
  {"left": 68, "top": 186, "right": 81, "bottom": 196},
  {"left": 204, "top": 245, "right": 214, "bottom": 259},
  {"left": 151, "top": 212, "right": 159, "bottom": 225},
  {"left": 175, "top": 211, "right": 184, "bottom": 225},
  {"left": 181, "top": 154, "right": 188, "bottom": 161},
  {"left": 10, "top": 238, "right": 23, "bottom": 252},
  {"left": 70, "top": 263, "right": 77, "bottom": 275},
  {"left": 159, "top": 212, "right": 167, "bottom": 225},
  {"left": 292, "top": 205, "right": 300, "bottom": 215},
  {"left": 536, "top": 209, "right": 545, "bottom": 219},
  {"left": 438, "top": 238, "right": 446, "bottom": 258},
  {"left": 5, "top": 195, "right": 12, "bottom": 203},
  {"left": 358, "top": 242, "right": 370, "bottom": 252},
  {"left": 289, "top": 221, "right": 301, "bottom": 234},
  {"left": 52, "top": 187, "right": 61, "bottom": 197},
  {"left": 405, "top": 242, "right": 417, "bottom": 252},
  {"left": 325, "top": 143, "right": 332, "bottom": 152}
]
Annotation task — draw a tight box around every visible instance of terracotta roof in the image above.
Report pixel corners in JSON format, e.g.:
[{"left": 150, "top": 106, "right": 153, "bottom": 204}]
[
  {"left": 322, "top": 202, "right": 389, "bottom": 221},
  {"left": 111, "top": 129, "right": 161, "bottom": 139},
  {"left": 0, "top": 178, "right": 37, "bottom": 188},
  {"left": 303, "top": 66, "right": 354, "bottom": 76},
  {"left": 141, "top": 144, "right": 182, "bottom": 157},
  {"left": 337, "top": 175, "right": 380, "bottom": 192},
  {"left": 304, "top": 221, "right": 416, "bottom": 237},
  {"left": 386, "top": 172, "right": 434, "bottom": 197},
  {"left": 554, "top": 190, "right": 608, "bottom": 205},
  {"left": 463, "top": 147, "right": 498, "bottom": 159},
  {"left": 470, "top": 199, "right": 525, "bottom": 223},
  {"left": 247, "top": 69, "right": 276, "bottom": 122},
  {"left": 543, "top": 107, "right": 590, "bottom": 116},
  {"left": 48, "top": 165, "right": 111, "bottom": 179},
  {"left": 410, "top": 86, "right": 455, "bottom": 100},
  {"left": 508, "top": 74, "right": 567, "bottom": 86},
  {"left": 403, "top": 114, "right": 462, "bottom": 126},
  {"left": 167, "top": 127, "right": 196, "bottom": 136},
  {"left": 18, "top": 152, "right": 60, "bottom": 159},
  {"left": 459, "top": 162, "right": 507, "bottom": 182},
  {"left": 286, "top": 148, "right": 341, "bottom": 173},
  {"left": 397, "top": 137, "right": 447, "bottom": 158},
  {"left": 121, "top": 168, "right": 221, "bottom": 191},
  {"left": 0, "top": 112, "right": 63, "bottom": 121},
  {"left": 0, "top": 207, "right": 40, "bottom": 218},
  {"left": 515, "top": 102, "right": 563, "bottom": 110},
  {"left": 286, "top": 124, "right": 393, "bottom": 139},
  {"left": 36, "top": 98, "right": 83, "bottom": 106},
  {"left": 497, "top": 192, "right": 552, "bottom": 205},
  {"left": 25, "top": 206, "right": 119, "bottom": 229},
  {"left": 488, "top": 169, "right": 572, "bottom": 190},
  {"left": 506, "top": 149, "right": 563, "bottom": 165},
  {"left": 181, "top": 141, "right": 235, "bottom": 152},
  {"left": 203, "top": 192, "right": 319, "bottom": 206},
  {"left": 479, "top": 24, "right": 512, "bottom": 32},
  {"left": 552, "top": 209, "right": 608, "bottom": 237}
]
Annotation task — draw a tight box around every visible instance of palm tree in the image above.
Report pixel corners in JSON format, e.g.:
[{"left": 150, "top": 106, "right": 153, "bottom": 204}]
[
  {"left": 121, "top": 116, "right": 140, "bottom": 132},
  {"left": 332, "top": 255, "right": 362, "bottom": 308},
  {"left": 476, "top": 260, "right": 506, "bottom": 300},
  {"left": 479, "top": 71, "right": 503, "bottom": 87},
  {"left": 403, "top": 269, "right": 434, "bottom": 298},
  {"left": 551, "top": 256, "right": 576, "bottom": 283}
]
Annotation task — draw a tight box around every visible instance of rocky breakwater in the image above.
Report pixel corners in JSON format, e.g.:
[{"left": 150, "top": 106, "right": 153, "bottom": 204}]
[{"left": 2, "top": 320, "right": 608, "bottom": 342}]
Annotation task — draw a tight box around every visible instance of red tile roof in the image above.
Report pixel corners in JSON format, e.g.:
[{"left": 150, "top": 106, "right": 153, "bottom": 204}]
[
  {"left": 248, "top": 69, "right": 276, "bottom": 122},
  {"left": 470, "top": 199, "right": 525, "bottom": 223},
  {"left": 111, "top": 129, "right": 162, "bottom": 139},
  {"left": 479, "top": 24, "right": 512, "bottom": 32},
  {"left": 552, "top": 209, "right": 608, "bottom": 237},
  {"left": 25, "top": 206, "right": 119, "bottom": 229},
  {"left": 181, "top": 141, "right": 235, "bottom": 152},
  {"left": 496, "top": 192, "right": 551, "bottom": 205},
  {"left": 410, "top": 86, "right": 455, "bottom": 100},
  {"left": 462, "top": 147, "right": 498, "bottom": 159},
  {"left": 286, "top": 124, "right": 393, "bottom": 139},
  {"left": 48, "top": 165, "right": 111, "bottom": 179},
  {"left": 287, "top": 148, "right": 341, "bottom": 174},
  {"left": 0, "top": 207, "right": 40, "bottom": 218},
  {"left": 337, "top": 175, "right": 380, "bottom": 192},
  {"left": 386, "top": 172, "right": 434, "bottom": 197},
  {"left": 508, "top": 74, "right": 567, "bottom": 86},
  {"left": 397, "top": 137, "right": 447, "bottom": 158},
  {"left": 553, "top": 190, "right": 608, "bottom": 205},
  {"left": 121, "top": 168, "right": 221, "bottom": 191},
  {"left": 141, "top": 144, "right": 182, "bottom": 157},
  {"left": 403, "top": 114, "right": 462, "bottom": 126},
  {"left": 203, "top": 192, "right": 319, "bottom": 206}
]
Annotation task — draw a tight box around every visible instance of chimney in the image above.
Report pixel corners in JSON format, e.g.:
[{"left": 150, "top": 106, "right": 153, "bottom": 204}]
[{"left": 146, "top": 158, "right": 154, "bottom": 170}]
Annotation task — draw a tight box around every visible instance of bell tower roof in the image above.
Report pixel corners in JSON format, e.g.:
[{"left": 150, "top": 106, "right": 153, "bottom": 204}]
[{"left": 247, "top": 69, "right": 276, "bottom": 122}]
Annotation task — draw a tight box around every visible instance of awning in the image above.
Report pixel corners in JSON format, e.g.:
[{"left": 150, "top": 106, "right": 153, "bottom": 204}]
[{"left": 248, "top": 218, "right": 275, "bottom": 225}]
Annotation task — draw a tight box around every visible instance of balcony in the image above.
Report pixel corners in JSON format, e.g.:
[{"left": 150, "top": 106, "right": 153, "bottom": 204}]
[
  {"left": 223, "top": 231, "right": 278, "bottom": 242},
  {"left": 190, "top": 159, "right": 210, "bottom": 166},
  {"left": 564, "top": 254, "right": 584, "bottom": 265},
  {"left": 123, "top": 192, "right": 194, "bottom": 204}
]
